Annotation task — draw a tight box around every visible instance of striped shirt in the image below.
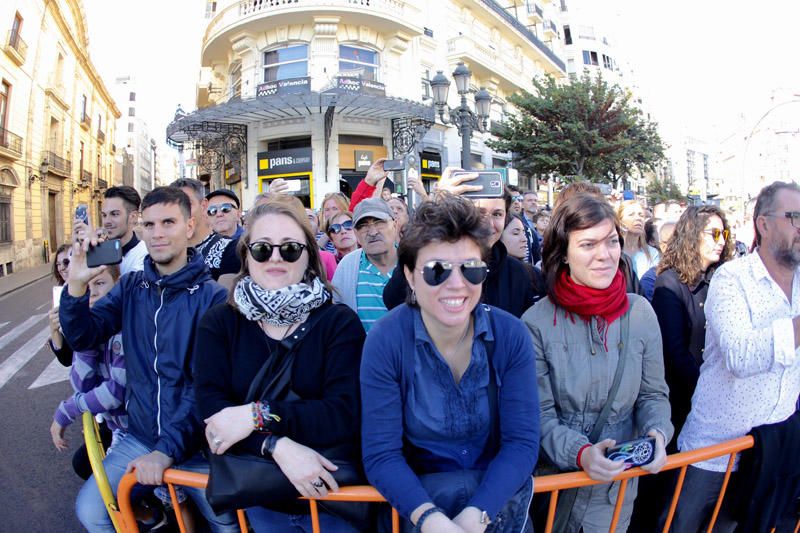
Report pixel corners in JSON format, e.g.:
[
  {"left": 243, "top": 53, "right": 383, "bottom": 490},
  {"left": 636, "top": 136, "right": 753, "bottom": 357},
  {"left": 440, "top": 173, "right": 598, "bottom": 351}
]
[{"left": 356, "top": 253, "right": 393, "bottom": 332}]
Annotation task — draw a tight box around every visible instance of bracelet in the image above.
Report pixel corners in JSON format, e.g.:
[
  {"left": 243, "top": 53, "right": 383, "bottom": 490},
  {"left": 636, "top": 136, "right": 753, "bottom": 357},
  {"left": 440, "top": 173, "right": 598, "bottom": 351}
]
[
  {"left": 414, "top": 506, "right": 444, "bottom": 532},
  {"left": 251, "top": 401, "right": 281, "bottom": 432},
  {"left": 576, "top": 443, "right": 592, "bottom": 469},
  {"left": 260, "top": 435, "right": 279, "bottom": 456}
]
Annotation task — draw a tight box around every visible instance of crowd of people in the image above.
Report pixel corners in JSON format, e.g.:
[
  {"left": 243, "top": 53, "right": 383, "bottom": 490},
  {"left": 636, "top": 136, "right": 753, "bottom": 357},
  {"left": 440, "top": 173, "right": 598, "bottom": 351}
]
[{"left": 47, "top": 161, "right": 799, "bottom": 533}]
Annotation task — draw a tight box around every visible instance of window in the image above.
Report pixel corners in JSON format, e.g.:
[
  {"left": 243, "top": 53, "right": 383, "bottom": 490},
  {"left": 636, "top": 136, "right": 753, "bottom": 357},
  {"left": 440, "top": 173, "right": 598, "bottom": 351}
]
[
  {"left": 229, "top": 62, "right": 241, "bottom": 99},
  {"left": 421, "top": 68, "right": 431, "bottom": 100},
  {"left": 127, "top": 122, "right": 134, "bottom": 133},
  {"left": 79, "top": 141, "right": 84, "bottom": 177},
  {"left": 128, "top": 107, "right": 135, "bottom": 117},
  {"left": 263, "top": 44, "right": 308, "bottom": 82},
  {"left": 339, "top": 45, "right": 379, "bottom": 81},
  {"left": 0, "top": 197, "right": 10, "bottom": 243},
  {"left": 564, "top": 25, "right": 572, "bottom": 45},
  {"left": 10, "top": 13, "right": 22, "bottom": 47},
  {"left": 80, "top": 94, "right": 88, "bottom": 119},
  {"left": 97, "top": 114, "right": 102, "bottom": 132},
  {"left": 0, "top": 81, "right": 8, "bottom": 132},
  {"left": 129, "top": 92, "right": 136, "bottom": 102},
  {"left": 583, "top": 51, "right": 599, "bottom": 66},
  {"left": 55, "top": 53, "right": 64, "bottom": 86},
  {"left": 602, "top": 54, "right": 614, "bottom": 69}
]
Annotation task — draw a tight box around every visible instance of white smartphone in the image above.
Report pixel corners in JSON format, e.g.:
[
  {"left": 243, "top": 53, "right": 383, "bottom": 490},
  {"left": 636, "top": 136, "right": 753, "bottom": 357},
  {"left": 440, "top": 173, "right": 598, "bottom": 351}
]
[
  {"left": 284, "top": 179, "right": 302, "bottom": 193},
  {"left": 52, "top": 286, "right": 63, "bottom": 308}
]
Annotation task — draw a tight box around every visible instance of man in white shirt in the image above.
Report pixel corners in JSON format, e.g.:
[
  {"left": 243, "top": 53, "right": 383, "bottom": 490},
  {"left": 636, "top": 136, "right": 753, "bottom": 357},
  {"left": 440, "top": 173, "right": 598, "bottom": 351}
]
[
  {"left": 671, "top": 181, "right": 800, "bottom": 531},
  {"left": 102, "top": 186, "right": 147, "bottom": 275}
]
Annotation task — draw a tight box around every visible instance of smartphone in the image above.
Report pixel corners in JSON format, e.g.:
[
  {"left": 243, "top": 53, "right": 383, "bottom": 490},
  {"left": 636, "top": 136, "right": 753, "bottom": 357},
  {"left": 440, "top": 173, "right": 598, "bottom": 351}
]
[
  {"left": 75, "top": 204, "right": 89, "bottom": 225},
  {"left": 382, "top": 159, "right": 404, "bottom": 172},
  {"left": 52, "top": 286, "right": 63, "bottom": 308},
  {"left": 457, "top": 171, "right": 505, "bottom": 198},
  {"left": 284, "top": 179, "right": 302, "bottom": 193},
  {"left": 605, "top": 436, "right": 656, "bottom": 468},
  {"left": 87, "top": 239, "right": 123, "bottom": 268}
]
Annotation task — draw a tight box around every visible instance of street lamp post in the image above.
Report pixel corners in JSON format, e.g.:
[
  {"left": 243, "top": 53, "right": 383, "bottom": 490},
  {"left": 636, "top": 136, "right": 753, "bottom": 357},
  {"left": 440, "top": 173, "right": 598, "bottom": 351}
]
[{"left": 430, "top": 62, "right": 491, "bottom": 170}]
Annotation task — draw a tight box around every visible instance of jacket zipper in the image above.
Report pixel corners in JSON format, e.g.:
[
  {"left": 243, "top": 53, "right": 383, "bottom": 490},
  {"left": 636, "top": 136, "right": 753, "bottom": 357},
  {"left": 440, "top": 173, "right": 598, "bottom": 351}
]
[{"left": 153, "top": 286, "right": 166, "bottom": 436}]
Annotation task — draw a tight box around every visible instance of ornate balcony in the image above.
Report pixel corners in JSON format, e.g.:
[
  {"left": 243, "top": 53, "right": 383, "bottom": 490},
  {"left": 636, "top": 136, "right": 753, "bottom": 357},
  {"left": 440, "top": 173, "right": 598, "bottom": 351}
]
[
  {"left": 447, "top": 34, "right": 527, "bottom": 93},
  {"left": 80, "top": 113, "right": 92, "bottom": 131},
  {"left": 4, "top": 30, "right": 26, "bottom": 65},
  {"left": 45, "top": 151, "right": 72, "bottom": 177},
  {"left": 526, "top": 2, "right": 544, "bottom": 24},
  {"left": 82, "top": 169, "right": 93, "bottom": 185},
  {"left": 543, "top": 19, "right": 559, "bottom": 39},
  {"left": 97, "top": 129, "right": 106, "bottom": 144},
  {"left": 96, "top": 177, "right": 108, "bottom": 190},
  {"left": 0, "top": 126, "right": 23, "bottom": 160}
]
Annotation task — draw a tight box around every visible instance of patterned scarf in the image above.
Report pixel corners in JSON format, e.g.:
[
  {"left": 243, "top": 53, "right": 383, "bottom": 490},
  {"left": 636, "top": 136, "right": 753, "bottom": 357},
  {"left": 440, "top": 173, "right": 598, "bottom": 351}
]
[{"left": 233, "top": 275, "right": 330, "bottom": 326}]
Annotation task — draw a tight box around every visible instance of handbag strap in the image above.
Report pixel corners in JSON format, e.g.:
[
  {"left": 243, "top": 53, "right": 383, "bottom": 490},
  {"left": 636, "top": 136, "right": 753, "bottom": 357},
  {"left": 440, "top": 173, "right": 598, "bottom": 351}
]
[{"left": 244, "top": 304, "right": 332, "bottom": 403}]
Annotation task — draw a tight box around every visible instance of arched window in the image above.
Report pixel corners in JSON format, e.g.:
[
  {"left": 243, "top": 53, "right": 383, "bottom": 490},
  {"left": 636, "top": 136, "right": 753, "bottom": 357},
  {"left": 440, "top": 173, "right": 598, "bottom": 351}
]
[
  {"left": 263, "top": 44, "right": 308, "bottom": 82},
  {"left": 339, "top": 45, "right": 379, "bottom": 81}
]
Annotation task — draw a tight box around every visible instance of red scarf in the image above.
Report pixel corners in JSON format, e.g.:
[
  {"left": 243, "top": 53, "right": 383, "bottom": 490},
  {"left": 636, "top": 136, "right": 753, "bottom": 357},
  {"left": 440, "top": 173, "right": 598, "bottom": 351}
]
[{"left": 552, "top": 268, "right": 630, "bottom": 350}]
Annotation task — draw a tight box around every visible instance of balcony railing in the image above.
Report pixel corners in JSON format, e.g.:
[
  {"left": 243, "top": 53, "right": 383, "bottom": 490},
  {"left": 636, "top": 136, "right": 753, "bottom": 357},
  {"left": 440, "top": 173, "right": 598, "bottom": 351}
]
[
  {"left": 82, "top": 169, "right": 92, "bottom": 184},
  {"left": 479, "top": 0, "right": 565, "bottom": 71},
  {"left": 46, "top": 151, "right": 72, "bottom": 176},
  {"left": 96, "top": 177, "right": 108, "bottom": 190},
  {"left": 5, "top": 30, "right": 27, "bottom": 64},
  {"left": 527, "top": 1, "right": 544, "bottom": 20},
  {"left": 0, "top": 126, "right": 23, "bottom": 158},
  {"left": 97, "top": 129, "right": 106, "bottom": 144},
  {"left": 80, "top": 113, "right": 92, "bottom": 130}
]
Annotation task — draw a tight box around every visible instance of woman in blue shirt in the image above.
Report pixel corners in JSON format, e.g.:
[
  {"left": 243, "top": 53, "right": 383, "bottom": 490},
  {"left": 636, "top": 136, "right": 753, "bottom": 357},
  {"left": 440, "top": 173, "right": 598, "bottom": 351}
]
[{"left": 361, "top": 194, "right": 540, "bottom": 533}]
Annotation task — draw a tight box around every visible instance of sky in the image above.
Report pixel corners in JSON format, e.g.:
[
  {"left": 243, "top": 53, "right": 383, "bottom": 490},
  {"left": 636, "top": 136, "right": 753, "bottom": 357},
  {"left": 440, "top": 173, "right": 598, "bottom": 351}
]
[{"left": 81, "top": 0, "right": 800, "bottom": 151}]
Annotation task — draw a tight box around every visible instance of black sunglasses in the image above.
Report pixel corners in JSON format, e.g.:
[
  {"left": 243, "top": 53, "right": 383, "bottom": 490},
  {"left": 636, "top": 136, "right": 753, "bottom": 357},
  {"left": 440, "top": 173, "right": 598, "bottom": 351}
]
[
  {"left": 58, "top": 258, "right": 70, "bottom": 268},
  {"left": 421, "top": 260, "right": 489, "bottom": 286},
  {"left": 328, "top": 220, "right": 353, "bottom": 234},
  {"left": 247, "top": 242, "right": 307, "bottom": 263},
  {"left": 207, "top": 203, "right": 235, "bottom": 216}
]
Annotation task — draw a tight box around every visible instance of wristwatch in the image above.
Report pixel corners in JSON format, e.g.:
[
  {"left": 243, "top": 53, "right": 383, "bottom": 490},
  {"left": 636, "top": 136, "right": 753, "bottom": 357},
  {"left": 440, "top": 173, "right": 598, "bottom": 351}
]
[{"left": 260, "top": 434, "right": 278, "bottom": 456}]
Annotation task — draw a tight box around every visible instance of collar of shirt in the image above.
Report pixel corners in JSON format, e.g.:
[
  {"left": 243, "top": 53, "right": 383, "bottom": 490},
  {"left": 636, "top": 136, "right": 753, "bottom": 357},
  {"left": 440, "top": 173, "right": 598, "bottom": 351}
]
[
  {"left": 411, "top": 303, "right": 494, "bottom": 351},
  {"left": 359, "top": 250, "right": 394, "bottom": 278},
  {"left": 749, "top": 247, "right": 800, "bottom": 304},
  {"left": 122, "top": 233, "right": 140, "bottom": 256}
]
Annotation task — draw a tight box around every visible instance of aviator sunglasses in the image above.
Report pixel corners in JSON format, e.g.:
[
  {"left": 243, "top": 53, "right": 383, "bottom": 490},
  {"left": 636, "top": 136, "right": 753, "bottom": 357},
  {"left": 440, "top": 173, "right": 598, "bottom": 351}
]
[
  {"left": 421, "top": 260, "right": 489, "bottom": 286},
  {"left": 702, "top": 228, "right": 729, "bottom": 242},
  {"left": 247, "top": 242, "right": 307, "bottom": 263},
  {"left": 328, "top": 220, "right": 354, "bottom": 234},
  {"left": 207, "top": 203, "right": 235, "bottom": 216}
]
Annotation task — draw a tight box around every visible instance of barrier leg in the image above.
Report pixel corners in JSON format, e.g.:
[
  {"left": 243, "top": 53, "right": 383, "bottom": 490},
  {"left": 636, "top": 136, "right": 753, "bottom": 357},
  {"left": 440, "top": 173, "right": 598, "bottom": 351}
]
[
  {"left": 608, "top": 479, "right": 629, "bottom": 532},
  {"left": 168, "top": 483, "right": 190, "bottom": 533},
  {"left": 309, "top": 500, "right": 321, "bottom": 533},
  {"left": 391, "top": 508, "right": 400, "bottom": 533},
  {"left": 662, "top": 465, "right": 687, "bottom": 532},
  {"left": 237, "top": 509, "right": 248, "bottom": 532},
  {"left": 705, "top": 453, "right": 736, "bottom": 532},
  {"left": 544, "top": 490, "right": 559, "bottom": 533}
]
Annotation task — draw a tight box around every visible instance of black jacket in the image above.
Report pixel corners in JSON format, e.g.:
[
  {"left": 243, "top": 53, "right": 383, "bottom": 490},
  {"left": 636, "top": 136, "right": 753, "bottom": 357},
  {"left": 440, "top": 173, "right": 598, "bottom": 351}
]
[{"left": 382, "top": 242, "right": 540, "bottom": 318}]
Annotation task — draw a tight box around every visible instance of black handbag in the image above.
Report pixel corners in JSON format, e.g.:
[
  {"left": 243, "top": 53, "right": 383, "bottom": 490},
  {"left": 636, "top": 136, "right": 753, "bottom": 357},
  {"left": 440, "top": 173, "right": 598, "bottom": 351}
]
[{"left": 206, "top": 306, "right": 370, "bottom": 527}]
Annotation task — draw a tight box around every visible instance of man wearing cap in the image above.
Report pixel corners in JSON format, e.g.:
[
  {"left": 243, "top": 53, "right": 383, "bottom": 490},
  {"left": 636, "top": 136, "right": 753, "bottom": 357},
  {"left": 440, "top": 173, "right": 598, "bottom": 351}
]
[
  {"left": 332, "top": 198, "right": 397, "bottom": 331},
  {"left": 206, "top": 189, "right": 243, "bottom": 241}
]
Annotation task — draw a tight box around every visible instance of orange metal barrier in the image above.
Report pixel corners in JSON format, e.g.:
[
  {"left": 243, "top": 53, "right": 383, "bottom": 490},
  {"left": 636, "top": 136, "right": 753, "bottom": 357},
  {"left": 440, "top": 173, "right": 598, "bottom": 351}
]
[{"left": 115, "top": 436, "right": 798, "bottom": 533}]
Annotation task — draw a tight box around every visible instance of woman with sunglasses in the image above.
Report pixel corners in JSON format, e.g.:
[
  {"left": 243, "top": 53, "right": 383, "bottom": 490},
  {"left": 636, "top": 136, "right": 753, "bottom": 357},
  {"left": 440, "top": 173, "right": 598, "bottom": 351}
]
[
  {"left": 362, "top": 194, "right": 539, "bottom": 533},
  {"left": 317, "top": 192, "right": 350, "bottom": 253},
  {"left": 49, "top": 244, "right": 75, "bottom": 367},
  {"left": 523, "top": 193, "right": 672, "bottom": 532},
  {"left": 325, "top": 212, "right": 358, "bottom": 262},
  {"left": 194, "top": 200, "right": 366, "bottom": 532}
]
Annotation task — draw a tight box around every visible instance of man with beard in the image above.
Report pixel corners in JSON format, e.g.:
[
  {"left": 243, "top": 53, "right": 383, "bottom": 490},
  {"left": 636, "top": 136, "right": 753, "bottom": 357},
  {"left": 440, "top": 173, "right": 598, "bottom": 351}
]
[
  {"left": 669, "top": 181, "right": 800, "bottom": 531},
  {"left": 332, "top": 198, "right": 397, "bottom": 331},
  {"left": 101, "top": 186, "right": 148, "bottom": 275}
]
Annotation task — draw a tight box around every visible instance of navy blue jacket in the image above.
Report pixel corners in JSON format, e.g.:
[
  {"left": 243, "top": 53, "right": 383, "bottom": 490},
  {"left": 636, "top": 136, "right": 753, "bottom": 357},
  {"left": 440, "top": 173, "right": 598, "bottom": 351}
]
[{"left": 60, "top": 250, "right": 227, "bottom": 463}]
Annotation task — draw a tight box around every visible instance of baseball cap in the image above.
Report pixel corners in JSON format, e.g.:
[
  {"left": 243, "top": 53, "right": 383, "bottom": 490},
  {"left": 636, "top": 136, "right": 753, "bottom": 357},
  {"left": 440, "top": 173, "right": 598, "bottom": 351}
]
[
  {"left": 205, "top": 189, "right": 240, "bottom": 209},
  {"left": 352, "top": 198, "right": 394, "bottom": 226}
]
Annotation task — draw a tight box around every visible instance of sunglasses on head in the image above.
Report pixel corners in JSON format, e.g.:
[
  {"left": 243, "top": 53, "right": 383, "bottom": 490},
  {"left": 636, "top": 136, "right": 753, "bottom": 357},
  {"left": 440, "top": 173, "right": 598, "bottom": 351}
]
[
  {"left": 702, "top": 228, "right": 729, "bottom": 242},
  {"left": 207, "top": 203, "right": 235, "bottom": 216},
  {"left": 421, "top": 260, "right": 489, "bottom": 287},
  {"left": 328, "top": 220, "right": 354, "bottom": 234},
  {"left": 247, "top": 241, "right": 307, "bottom": 263},
  {"left": 512, "top": 195, "right": 524, "bottom": 202}
]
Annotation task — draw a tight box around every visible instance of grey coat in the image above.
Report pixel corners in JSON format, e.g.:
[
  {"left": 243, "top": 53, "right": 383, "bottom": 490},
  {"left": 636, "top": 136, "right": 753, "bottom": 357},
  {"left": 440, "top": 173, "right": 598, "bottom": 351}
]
[{"left": 523, "top": 294, "right": 673, "bottom": 532}]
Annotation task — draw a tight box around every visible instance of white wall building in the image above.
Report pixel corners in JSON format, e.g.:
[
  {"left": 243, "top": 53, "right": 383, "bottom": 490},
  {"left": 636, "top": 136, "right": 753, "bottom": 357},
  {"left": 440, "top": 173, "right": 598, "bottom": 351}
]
[{"left": 112, "top": 75, "right": 155, "bottom": 194}]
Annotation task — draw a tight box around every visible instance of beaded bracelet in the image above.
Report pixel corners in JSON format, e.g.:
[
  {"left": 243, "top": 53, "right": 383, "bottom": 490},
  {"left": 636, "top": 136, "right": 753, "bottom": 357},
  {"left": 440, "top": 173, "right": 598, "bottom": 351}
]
[
  {"left": 414, "top": 506, "right": 445, "bottom": 532},
  {"left": 251, "top": 401, "right": 281, "bottom": 432}
]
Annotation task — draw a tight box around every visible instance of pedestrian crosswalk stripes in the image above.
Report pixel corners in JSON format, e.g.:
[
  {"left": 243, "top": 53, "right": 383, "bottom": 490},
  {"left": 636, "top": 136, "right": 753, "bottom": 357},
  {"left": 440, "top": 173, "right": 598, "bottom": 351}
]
[
  {"left": 0, "top": 322, "right": 9, "bottom": 331},
  {"left": 0, "top": 326, "right": 52, "bottom": 389},
  {"left": 0, "top": 313, "right": 47, "bottom": 352},
  {"left": 28, "top": 357, "right": 70, "bottom": 390}
]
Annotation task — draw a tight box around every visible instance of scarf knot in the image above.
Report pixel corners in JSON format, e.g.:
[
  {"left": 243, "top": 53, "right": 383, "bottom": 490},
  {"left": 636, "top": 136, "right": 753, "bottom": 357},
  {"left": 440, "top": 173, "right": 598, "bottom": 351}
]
[{"left": 234, "top": 276, "right": 330, "bottom": 326}]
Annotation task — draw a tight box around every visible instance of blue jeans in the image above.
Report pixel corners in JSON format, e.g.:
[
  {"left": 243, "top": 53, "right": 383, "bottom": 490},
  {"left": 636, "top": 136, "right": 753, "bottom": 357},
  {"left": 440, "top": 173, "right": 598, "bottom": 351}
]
[
  {"left": 75, "top": 432, "right": 238, "bottom": 532},
  {"left": 245, "top": 506, "right": 360, "bottom": 533}
]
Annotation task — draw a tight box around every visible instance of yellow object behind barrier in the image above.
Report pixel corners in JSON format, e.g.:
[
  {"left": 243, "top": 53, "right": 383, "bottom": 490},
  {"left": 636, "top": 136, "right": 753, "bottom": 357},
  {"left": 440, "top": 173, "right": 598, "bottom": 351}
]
[{"left": 82, "top": 412, "right": 123, "bottom": 532}]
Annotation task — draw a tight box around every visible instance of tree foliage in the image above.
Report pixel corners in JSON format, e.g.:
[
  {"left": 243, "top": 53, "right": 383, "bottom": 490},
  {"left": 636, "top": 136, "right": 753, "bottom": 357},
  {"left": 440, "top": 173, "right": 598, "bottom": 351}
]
[
  {"left": 487, "top": 73, "right": 666, "bottom": 183},
  {"left": 646, "top": 174, "right": 685, "bottom": 204}
]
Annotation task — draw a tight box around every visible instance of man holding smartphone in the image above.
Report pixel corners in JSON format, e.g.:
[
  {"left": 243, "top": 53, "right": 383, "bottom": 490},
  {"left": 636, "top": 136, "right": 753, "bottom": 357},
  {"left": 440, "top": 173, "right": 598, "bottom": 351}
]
[
  {"left": 60, "top": 187, "right": 237, "bottom": 532},
  {"left": 102, "top": 186, "right": 147, "bottom": 274}
]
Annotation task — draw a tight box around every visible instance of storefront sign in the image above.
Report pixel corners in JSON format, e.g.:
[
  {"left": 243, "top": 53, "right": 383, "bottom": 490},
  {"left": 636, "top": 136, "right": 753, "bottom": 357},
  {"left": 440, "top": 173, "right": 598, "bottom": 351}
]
[
  {"left": 355, "top": 150, "right": 373, "bottom": 171},
  {"left": 257, "top": 77, "right": 311, "bottom": 98},
  {"left": 421, "top": 152, "right": 442, "bottom": 177},
  {"left": 334, "top": 77, "right": 386, "bottom": 96},
  {"left": 257, "top": 147, "right": 313, "bottom": 176}
]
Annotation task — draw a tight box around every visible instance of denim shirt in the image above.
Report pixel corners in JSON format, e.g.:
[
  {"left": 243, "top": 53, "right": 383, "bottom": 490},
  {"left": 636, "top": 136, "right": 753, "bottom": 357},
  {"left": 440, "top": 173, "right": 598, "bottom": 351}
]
[{"left": 404, "top": 307, "right": 491, "bottom": 474}]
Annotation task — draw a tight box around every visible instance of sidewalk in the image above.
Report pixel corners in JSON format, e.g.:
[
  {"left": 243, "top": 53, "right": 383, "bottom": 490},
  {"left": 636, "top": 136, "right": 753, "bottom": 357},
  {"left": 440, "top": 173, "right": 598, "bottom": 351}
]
[{"left": 0, "top": 263, "right": 51, "bottom": 298}]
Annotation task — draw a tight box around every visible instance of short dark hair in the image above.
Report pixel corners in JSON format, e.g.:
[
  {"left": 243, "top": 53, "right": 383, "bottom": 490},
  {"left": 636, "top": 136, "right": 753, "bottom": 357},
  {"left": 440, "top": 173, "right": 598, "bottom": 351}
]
[
  {"left": 398, "top": 194, "right": 492, "bottom": 305},
  {"left": 533, "top": 210, "right": 551, "bottom": 224},
  {"left": 104, "top": 186, "right": 141, "bottom": 212},
  {"left": 554, "top": 181, "right": 603, "bottom": 209},
  {"left": 507, "top": 184, "right": 521, "bottom": 194},
  {"left": 753, "top": 181, "right": 800, "bottom": 248},
  {"left": 169, "top": 178, "right": 206, "bottom": 202},
  {"left": 141, "top": 187, "right": 192, "bottom": 220},
  {"left": 543, "top": 193, "right": 622, "bottom": 303}
]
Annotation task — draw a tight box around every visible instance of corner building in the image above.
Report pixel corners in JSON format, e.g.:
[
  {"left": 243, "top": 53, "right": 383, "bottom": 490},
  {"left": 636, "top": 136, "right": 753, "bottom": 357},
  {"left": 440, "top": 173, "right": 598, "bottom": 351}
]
[{"left": 170, "top": 0, "right": 566, "bottom": 208}]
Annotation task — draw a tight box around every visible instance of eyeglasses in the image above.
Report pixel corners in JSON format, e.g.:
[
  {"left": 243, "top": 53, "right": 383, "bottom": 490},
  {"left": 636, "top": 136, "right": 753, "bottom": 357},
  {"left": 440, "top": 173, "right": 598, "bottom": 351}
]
[
  {"left": 763, "top": 211, "right": 800, "bottom": 229},
  {"left": 328, "top": 220, "right": 354, "bottom": 234},
  {"left": 702, "top": 228, "right": 730, "bottom": 242},
  {"left": 207, "top": 203, "right": 235, "bottom": 216},
  {"left": 247, "top": 241, "right": 307, "bottom": 263},
  {"left": 420, "top": 260, "right": 489, "bottom": 287},
  {"left": 58, "top": 258, "right": 70, "bottom": 269},
  {"left": 355, "top": 219, "right": 389, "bottom": 232}
]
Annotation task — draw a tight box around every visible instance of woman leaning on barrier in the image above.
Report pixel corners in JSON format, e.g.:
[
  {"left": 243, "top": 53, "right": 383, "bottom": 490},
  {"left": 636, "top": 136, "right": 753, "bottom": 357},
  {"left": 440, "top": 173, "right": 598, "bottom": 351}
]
[
  {"left": 523, "top": 193, "right": 673, "bottom": 533},
  {"left": 193, "top": 198, "right": 366, "bottom": 532},
  {"left": 361, "top": 194, "right": 540, "bottom": 533}
]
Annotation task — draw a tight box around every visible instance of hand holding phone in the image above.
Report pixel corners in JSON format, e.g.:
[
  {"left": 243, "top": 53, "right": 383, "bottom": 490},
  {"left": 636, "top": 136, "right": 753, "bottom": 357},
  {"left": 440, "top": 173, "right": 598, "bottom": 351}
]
[
  {"left": 456, "top": 171, "right": 505, "bottom": 198},
  {"left": 604, "top": 436, "right": 656, "bottom": 469},
  {"left": 87, "top": 239, "right": 123, "bottom": 268}
]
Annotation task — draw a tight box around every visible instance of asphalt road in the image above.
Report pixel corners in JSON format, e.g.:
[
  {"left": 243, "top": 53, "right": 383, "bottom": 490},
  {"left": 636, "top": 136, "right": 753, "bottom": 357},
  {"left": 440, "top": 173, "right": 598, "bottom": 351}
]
[{"left": 0, "top": 277, "right": 82, "bottom": 532}]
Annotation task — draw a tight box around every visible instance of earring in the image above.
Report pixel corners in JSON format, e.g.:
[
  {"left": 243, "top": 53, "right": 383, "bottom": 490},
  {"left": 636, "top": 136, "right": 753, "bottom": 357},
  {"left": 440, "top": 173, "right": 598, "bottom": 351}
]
[{"left": 410, "top": 289, "right": 417, "bottom": 305}]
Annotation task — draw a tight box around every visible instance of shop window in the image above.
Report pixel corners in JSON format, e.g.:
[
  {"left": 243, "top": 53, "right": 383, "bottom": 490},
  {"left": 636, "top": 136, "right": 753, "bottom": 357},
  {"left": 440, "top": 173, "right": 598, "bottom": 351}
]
[
  {"left": 339, "top": 45, "right": 379, "bottom": 81},
  {"left": 263, "top": 44, "right": 308, "bottom": 83}
]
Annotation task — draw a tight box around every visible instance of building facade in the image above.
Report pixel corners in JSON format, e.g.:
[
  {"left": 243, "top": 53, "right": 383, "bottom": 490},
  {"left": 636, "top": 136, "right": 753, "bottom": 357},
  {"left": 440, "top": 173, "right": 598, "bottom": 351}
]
[
  {"left": 112, "top": 75, "right": 156, "bottom": 194},
  {"left": 170, "top": 0, "right": 566, "bottom": 208},
  {"left": 0, "top": 0, "right": 119, "bottom": 274}
]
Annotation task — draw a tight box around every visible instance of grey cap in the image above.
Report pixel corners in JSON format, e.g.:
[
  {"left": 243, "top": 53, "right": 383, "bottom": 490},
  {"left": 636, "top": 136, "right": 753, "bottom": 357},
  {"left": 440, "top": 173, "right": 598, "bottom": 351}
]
[{"left": 352, "top": 198, "right": 394, "bottom": 225}]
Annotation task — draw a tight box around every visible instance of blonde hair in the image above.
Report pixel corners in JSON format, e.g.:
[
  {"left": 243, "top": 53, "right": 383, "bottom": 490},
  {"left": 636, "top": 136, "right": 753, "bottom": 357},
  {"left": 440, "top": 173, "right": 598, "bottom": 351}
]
[
  {"left": 616, "top": 200, "right": 651, "bottom": 258},
  {"left": 321, "top": 192, "right": 350, "bottom": 223}
]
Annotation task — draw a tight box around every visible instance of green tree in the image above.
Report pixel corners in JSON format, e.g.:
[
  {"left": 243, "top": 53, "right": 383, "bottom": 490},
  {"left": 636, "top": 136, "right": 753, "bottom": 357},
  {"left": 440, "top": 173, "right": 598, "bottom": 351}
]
[
  {"left": 487, "top": 73, "right": 665, "bottom": 183},
  {"left": 646, "top": 174, "right": 685, "bottom": 204}
]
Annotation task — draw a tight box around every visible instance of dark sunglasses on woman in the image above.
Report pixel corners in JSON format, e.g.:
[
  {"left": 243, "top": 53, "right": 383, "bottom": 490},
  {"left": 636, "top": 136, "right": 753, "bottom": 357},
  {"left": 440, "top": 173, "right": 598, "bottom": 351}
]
[
  {"left": 328, "top": 220, "right": 354, "bottom": 234},
  {"left": 58, "top": 258, "right": 70, "bottom": 268},
  {"left": 247, "top": 242, "right": 307, "bottom": 263},
  {"left": 702, "top": 228, "right": 729, "bottom": 242},
  {"left": 207, "top": 203, "right": 235, "bottom": 216},
  {"left": 421, "top": 260, "right": 489, "bottom": 286}
]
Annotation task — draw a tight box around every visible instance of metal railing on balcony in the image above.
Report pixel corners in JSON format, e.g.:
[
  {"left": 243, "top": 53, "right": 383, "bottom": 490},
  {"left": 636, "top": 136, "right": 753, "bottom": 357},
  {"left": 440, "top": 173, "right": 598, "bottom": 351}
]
[
  {"left": 479, "top": 0, "right": 565, "bottom": 71},
  {"left": 45, "top": 151, "right": 72, "bottom": 176},
  {"left": 527, "top": 1, "right": 544, "bottom": 18},
  {"left": 0, "top": 126, "right": 23, "bottom": 158},
  {"left": 97, "top": 129, "right": 106, "bottom": 144},
  {"left": 96, "top": 177, "right": 108, "bottom": 190},
  {"left": 82, "top": 169, "right": 93, "bottom": 184},
  {"left": 80, "top": 113, "right": 92, "bottom": 129},
  {"left": 6, "top": 30, "right": 27, "bottom": 61}
]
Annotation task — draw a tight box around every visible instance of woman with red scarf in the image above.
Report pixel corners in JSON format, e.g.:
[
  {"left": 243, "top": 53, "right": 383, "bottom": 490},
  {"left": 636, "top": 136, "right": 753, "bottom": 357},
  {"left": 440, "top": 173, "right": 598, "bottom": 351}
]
[{"left": 522, "top": 193, "right": 673, "bottom": 533}]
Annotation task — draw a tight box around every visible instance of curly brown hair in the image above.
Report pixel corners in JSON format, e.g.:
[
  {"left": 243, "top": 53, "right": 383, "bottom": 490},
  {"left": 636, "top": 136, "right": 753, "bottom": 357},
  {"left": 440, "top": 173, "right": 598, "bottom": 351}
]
[{"left": 657, "top": 205, "right": 734, "bottom": 285}]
